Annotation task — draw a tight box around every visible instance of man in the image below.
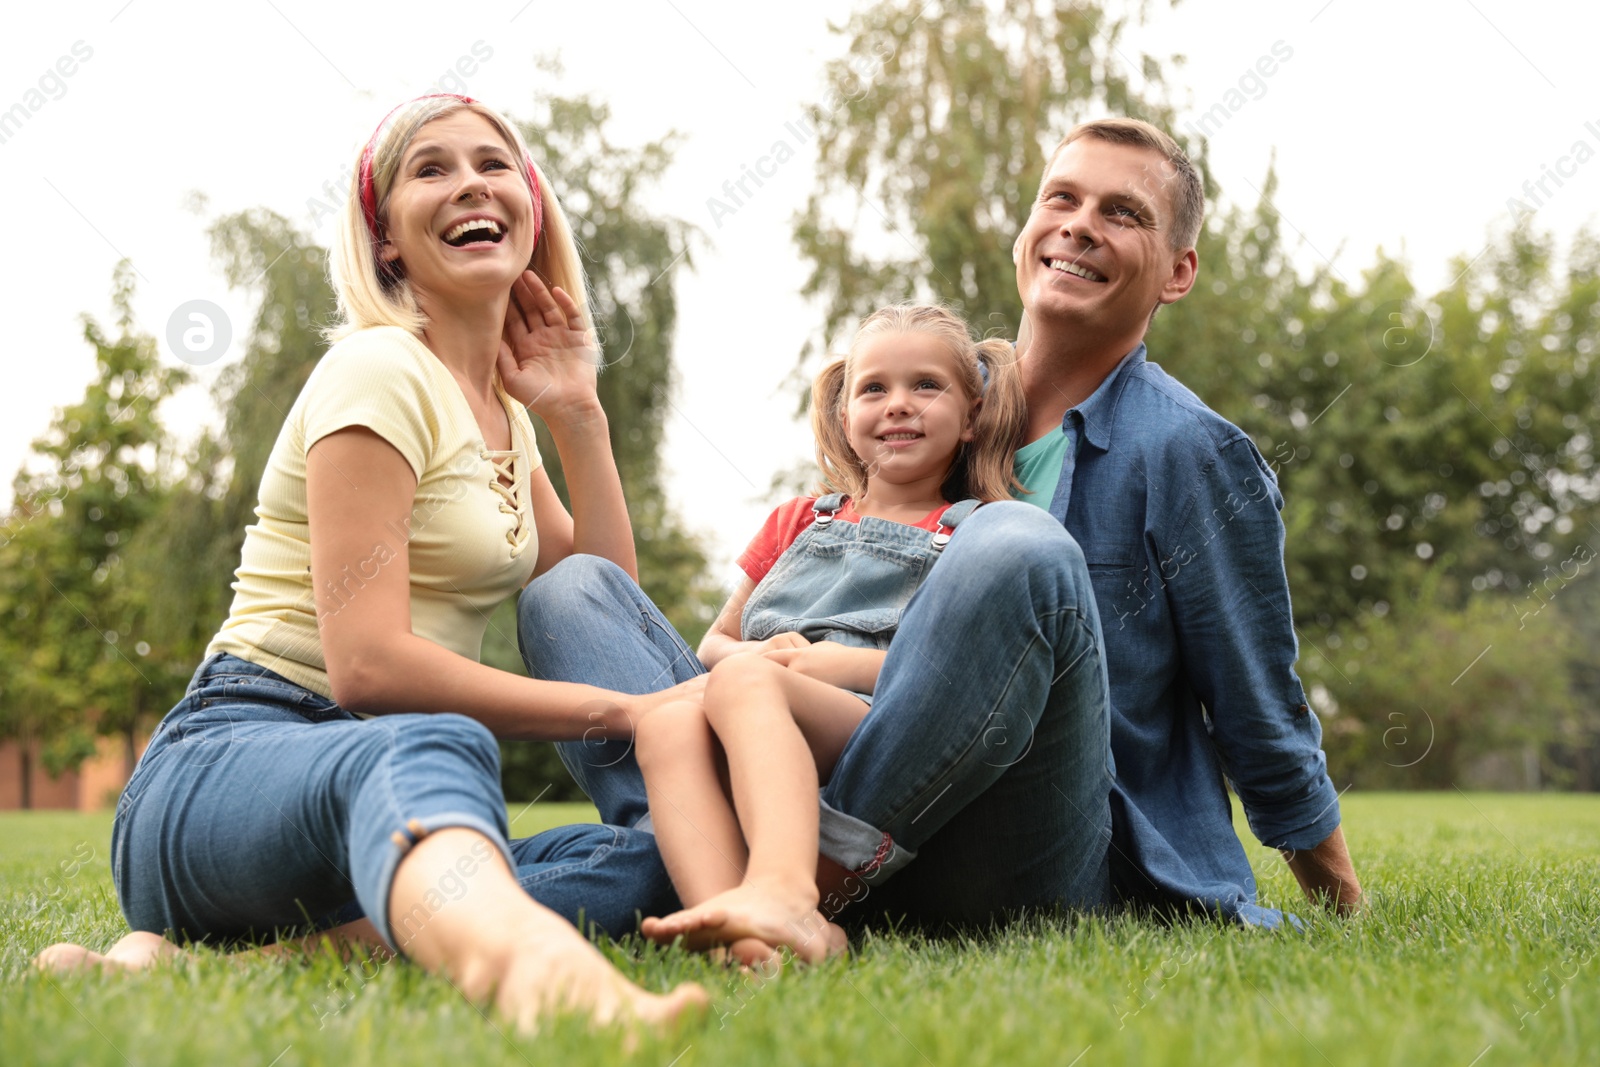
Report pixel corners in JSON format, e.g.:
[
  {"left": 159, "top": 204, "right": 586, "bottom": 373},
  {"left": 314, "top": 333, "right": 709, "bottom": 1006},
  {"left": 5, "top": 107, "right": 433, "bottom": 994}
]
[
  {"left": 1007, "top": 118, "right": 1359, "bottom": 921},
  {"left": 516, "top": 117, "right": 1357, "bottom": 937}
]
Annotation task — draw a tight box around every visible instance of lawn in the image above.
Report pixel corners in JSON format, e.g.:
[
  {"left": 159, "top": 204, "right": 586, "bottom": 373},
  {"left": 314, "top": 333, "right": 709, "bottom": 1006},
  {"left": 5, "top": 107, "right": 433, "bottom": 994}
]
[{"left": 3, "top": 793, "right": 1597, "bottom": 1066}]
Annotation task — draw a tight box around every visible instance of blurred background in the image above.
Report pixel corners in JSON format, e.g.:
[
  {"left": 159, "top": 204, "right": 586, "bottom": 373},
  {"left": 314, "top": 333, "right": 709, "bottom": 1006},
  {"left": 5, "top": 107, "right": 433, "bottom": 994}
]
[{"left": 1, "top": 0, "right": 1596, "bottom": 806}]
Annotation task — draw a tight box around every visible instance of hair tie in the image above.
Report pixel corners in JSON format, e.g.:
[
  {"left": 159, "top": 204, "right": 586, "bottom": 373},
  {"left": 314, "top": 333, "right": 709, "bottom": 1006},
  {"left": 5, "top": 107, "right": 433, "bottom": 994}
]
[
  {"left": 358, "top": 93, "right": 543, "bottom": 251},
  {"left": 978, "top": 360, "right": 991, "bottom": 393}
]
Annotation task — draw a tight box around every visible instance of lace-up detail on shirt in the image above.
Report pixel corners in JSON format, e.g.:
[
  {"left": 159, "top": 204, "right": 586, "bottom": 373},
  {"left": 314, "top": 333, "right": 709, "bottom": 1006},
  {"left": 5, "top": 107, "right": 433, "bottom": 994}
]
[{"left": 483, "top": 448, "right": 529, "bottom": 553}]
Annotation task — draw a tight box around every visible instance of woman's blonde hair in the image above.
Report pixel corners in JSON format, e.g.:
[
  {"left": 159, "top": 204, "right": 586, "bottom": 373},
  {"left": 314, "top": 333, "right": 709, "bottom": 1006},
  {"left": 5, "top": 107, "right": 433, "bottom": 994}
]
[
  {"left": 326, "top": 95, "right": 591, "bottom": 341},
  {"left": 811, "top": 303, "right": 1027, "bottom": 504}
]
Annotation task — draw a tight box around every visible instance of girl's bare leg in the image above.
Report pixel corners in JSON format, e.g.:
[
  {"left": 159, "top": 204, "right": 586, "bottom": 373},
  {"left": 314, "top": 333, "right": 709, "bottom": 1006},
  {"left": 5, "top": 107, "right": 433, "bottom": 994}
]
[
  {"left": 636, "top": 700, "right": 748, "bottom": 905},
  {"left": 642, "top": 656, "right": 866, "bottom": 962},
  {"left": 636, "top": 700, "right": 779, "bottom": 965},
  {"left": 390, "top": 827, "right": 706, "bottom": 1034}
]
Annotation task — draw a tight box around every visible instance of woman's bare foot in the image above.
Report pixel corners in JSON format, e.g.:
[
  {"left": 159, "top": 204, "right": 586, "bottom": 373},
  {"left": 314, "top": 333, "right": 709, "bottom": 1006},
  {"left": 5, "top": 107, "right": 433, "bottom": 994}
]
[
  {"left": 34, "top": 931, "right": 181, "bottom": 974},
  {"left": 35, "top": 918, "right": 389, "bottom": 976},
  {"left": 450, "top": 912, "right": 707, "bottom": 1035},
  {"left": 393, "top": 827, "right": 708, "bottom": 1036},
  {"left": 641, "top": 881, "right": 844, "bottom": 964}
]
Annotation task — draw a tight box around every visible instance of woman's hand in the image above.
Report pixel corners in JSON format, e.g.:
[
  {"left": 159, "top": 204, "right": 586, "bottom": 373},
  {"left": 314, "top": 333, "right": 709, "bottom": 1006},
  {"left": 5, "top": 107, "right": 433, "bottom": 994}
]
[
  {"left": 608, "top": 676, "right": 711, "bottom": 737},
  {"left": 501, "top": 269, "right": 637, "bottom": 578},
  {"left": 498, "top": 270, "right": 601, "bottom": 425}
]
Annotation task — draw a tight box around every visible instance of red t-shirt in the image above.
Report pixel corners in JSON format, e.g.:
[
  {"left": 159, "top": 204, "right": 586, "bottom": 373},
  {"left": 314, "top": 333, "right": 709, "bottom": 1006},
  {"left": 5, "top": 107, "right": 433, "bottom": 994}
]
[{"left": 736, "top": 496, "right": 950, "bottom": 584}]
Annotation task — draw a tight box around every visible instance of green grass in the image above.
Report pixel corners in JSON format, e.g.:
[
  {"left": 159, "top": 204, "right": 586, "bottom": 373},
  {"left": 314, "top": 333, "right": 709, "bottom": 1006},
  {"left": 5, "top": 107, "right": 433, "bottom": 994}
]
[{"left": 4, "top": 794, "right": 1598, "bottom": 1066}]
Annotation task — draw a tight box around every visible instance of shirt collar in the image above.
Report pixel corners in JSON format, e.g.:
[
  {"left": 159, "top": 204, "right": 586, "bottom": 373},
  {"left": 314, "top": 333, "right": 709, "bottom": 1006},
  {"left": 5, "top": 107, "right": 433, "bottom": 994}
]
[{"left": 1063, "top": 343, "right": 1146, "bottom": 453}]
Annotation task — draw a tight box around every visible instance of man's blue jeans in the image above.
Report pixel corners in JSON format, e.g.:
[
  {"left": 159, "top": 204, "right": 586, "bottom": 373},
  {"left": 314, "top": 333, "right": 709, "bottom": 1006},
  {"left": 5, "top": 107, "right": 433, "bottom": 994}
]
[
  {"left": 517, "top": 501, "right": 1115, "bottom": 924},
  {"left": 112, "top": 654, "right": 677, "bottom": 951}
]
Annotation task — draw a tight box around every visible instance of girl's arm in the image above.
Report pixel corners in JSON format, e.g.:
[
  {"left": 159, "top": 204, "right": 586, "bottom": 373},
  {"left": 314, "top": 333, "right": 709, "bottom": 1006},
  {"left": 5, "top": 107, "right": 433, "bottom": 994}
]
[
  {"left": 762, "top": 644, "right": 886, "bottom": 695},
  {"left": 501, "top": 271, "right": 637, "bottom": 581},
  {"left": 697, "top": 577, "right": 807, "bottom": 667},
  {"left": 309, "top": 426, "right": 699, "bottom": 739},
  {"left": 699, "top": 577, "right": 887, "bottom": 693}
]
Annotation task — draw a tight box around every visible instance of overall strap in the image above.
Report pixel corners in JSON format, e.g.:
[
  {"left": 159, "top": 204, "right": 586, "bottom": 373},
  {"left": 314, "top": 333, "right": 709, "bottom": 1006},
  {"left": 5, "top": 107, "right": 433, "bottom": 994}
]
[
  {"left": 930, "top": 499, "right": 982, "bottom": 551},
  {"left": 812, "top": 493, "right": 849, "bottom": 528}
]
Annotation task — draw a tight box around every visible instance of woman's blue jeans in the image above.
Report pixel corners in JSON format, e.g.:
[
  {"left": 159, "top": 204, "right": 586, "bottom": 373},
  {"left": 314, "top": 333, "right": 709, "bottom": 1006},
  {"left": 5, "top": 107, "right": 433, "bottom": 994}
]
[
  {"left": 111, "top": 654, "right": 676, "bottom": 951},
  {"left": 518, "top": 501, "right": 1115, "bottom": 925}
]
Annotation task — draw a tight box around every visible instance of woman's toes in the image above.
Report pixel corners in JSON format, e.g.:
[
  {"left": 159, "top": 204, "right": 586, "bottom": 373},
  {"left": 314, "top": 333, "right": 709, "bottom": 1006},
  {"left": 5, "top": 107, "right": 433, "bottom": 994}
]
[
  {"left": 104, "top": 931, "right": 180, "bottom": 968},
  {"left": 34, "top": 943, "right": 102, "bottom": 973},
  {"left": 654, "top": 982, "right": 710, "bottom": 1024}
]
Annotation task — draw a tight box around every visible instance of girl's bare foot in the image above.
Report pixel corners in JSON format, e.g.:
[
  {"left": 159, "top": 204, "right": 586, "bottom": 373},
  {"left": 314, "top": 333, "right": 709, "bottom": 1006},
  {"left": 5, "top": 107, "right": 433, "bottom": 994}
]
[
  {"left": 720, "top": 923, "right": 846, "bottom": 970},
  {"left": 34, "top": 931, "right": 181, "bottom": 974},
  {"left": 641, "top": 881, "right": 844, "bottom": 964}
]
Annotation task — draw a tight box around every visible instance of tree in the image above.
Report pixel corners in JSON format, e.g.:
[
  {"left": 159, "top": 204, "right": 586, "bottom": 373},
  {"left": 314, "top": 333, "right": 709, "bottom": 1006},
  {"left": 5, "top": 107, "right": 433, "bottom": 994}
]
[
  {"left": 513, "top": 89, "right": 723, "bottom": 649},
  {"left": 134, "top": 208, "right": 336, "bottom": 678},
  {"left": 1303, "top": 587, "right": 1580, "bottom": 791},
  {"left": 1153, "top": 221, "right": 1600, "bottom": 631},
  {"left": 793, "top": 0, "right": 1600, "bottom": 787},
  {"left": 0, "top": 263, "right": 188, "bottom": 804},
  {"left": 794, "top": 0, "right": 1183, "bottom": 356}
]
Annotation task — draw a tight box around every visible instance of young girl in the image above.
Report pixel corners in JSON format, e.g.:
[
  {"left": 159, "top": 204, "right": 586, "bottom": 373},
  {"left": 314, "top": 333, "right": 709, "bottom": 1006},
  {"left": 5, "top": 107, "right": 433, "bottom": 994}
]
[{"left": 635, "top": 303, "right": 1026, "bottom": 965}]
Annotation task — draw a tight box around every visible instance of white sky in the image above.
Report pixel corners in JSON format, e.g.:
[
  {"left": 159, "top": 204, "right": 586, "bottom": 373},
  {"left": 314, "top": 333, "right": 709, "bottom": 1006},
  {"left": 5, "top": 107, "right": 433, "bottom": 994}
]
[{"left": 3, "top": 0, "right": 1597, "bottom": 579}]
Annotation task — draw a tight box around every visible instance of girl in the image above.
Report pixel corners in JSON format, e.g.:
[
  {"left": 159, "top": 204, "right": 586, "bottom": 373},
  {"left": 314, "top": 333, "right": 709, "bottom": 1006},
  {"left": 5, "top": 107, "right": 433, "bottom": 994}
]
[
  {"left": 36, "top": 94, "right": 705, "bottom": 1033},
  {"left": 635, "top": 303, "right": 1027, "bottom": 965}
]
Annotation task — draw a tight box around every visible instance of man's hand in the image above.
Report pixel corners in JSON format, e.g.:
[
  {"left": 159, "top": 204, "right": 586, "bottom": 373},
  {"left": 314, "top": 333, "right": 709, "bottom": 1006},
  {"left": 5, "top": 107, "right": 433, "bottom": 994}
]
[
  {"left": 762, "top": 642, "right": 886, "bottom": 695},
  {"left": 1281, "top": 825, "right": 1362, "bottom": 916}
]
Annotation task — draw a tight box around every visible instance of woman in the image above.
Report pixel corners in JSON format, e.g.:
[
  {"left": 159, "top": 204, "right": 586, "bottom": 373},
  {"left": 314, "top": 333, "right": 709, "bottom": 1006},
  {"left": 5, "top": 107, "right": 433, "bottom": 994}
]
[{"left": 36, "top": 93, "right": 706, "bottom": 1033}]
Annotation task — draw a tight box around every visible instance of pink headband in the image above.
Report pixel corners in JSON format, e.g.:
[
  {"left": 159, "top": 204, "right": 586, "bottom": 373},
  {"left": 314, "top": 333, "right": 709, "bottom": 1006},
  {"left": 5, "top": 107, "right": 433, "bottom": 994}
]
[{"left": 358, "top": 93, "right": 544, "bottom": 250}]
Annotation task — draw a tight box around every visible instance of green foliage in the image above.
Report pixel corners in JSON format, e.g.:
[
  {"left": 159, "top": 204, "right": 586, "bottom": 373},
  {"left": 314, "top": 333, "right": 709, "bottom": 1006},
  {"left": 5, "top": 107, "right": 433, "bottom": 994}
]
[
  {"left": 138, "top": 210, "right": 335, "bottom": 678},
  {"left": 794, "top": 0, "right": 1183, "bottom": 356},
  {"left": 1153, "top": 221, "right": 1600, "bottom": 631},
  {"left": 799, "top": 1, "right": 1600, "bottom": 788},
  {"left": 6, "top": 795, "right": 1600, "bottom": 1065},
  {"left": 1151, "top": 214, "right": 1600, "bottom": 786},
  {"left": 1542, "top": 571, "right": 1600, "bottom": 790},
  {"left": 0, "top": 263, "right": 190, "bottom": 799},
  {"left": 1304, "top": 592, "right": 1580, "bottom": 790},
  {"left": 511, "top": 88, "right": 724, "bottom": 650}
]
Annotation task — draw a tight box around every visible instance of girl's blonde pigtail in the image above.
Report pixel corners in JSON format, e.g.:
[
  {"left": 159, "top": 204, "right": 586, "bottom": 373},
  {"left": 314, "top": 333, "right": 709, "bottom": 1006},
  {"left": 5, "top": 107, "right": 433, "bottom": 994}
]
[{"left": 810, "top": 359, "right": 868, "bottom": 499}]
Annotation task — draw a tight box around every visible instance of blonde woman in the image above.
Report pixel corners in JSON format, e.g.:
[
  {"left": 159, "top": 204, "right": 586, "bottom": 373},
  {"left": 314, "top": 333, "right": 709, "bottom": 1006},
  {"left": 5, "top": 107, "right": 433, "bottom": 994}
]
[{"left": 36, "top": 94, "right": 705, "bottom": 1033}]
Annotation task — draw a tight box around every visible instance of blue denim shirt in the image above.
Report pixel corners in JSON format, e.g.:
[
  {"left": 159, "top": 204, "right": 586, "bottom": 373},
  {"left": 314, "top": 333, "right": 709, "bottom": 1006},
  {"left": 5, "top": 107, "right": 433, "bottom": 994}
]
[{"left": 1042, "top": 343, "right": 1341, "bottom": 921}]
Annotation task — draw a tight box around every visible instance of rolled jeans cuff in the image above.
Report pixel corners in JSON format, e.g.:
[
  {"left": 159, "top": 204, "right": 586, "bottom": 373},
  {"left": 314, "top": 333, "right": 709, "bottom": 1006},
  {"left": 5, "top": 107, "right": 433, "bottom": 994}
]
[
  {"left": 638, "top": 802, "right": 917, "bottom": 882},
  {"left": 819, "top": 798, "right": 916, "bottom": 881},
  {"left": 372, "top": 811, "right": 514, "bottom": 955}
]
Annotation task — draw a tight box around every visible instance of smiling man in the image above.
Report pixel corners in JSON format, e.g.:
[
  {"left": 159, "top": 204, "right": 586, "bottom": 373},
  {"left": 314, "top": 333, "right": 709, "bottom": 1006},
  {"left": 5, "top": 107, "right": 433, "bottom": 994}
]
[
  {"left": 1009, "top": 119, "right": 1361, "bottom": 921},
  {"left": 517, "top": 119, "right": 1358, "bottom": 943}
]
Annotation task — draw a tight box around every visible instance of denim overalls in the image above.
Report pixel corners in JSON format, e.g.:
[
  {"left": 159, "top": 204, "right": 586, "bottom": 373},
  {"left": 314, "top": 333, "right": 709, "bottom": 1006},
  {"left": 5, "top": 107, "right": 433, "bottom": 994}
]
[{"left": 741, "top": 494, "right": 982, "bottom": 656}]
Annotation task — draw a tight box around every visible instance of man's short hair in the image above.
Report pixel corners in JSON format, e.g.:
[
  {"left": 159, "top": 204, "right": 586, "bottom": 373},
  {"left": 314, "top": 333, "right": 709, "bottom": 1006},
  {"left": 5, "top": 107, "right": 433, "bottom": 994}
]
[{"left": 1047, "top": 119, "right": 1205, "bottom": 251}]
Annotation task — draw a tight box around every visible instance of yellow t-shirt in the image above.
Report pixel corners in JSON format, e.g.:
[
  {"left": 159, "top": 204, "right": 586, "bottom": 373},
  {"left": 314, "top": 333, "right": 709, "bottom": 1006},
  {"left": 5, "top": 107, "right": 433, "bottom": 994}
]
[{"left": 206, "top": 326, "right": 541, "bottom": 698}]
